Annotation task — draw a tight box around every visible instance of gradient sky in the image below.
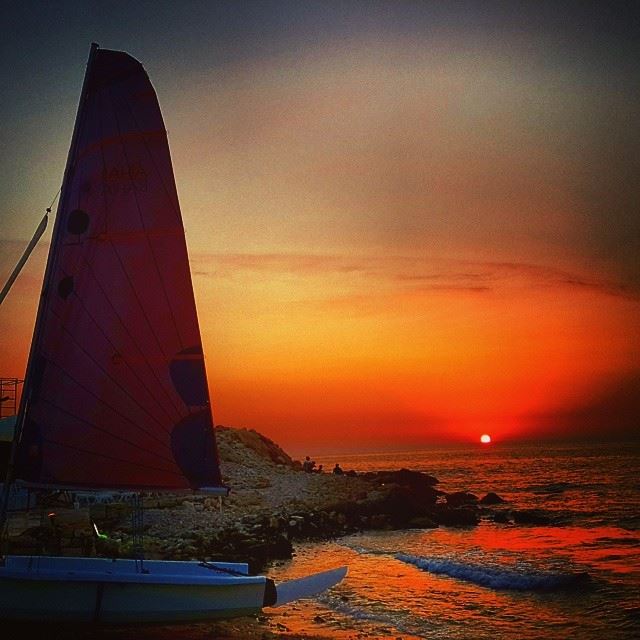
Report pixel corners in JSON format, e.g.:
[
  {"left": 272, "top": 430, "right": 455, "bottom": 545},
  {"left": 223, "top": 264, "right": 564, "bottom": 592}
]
[{"left": 1, "top": 1, "right": 639, "bottom": 453}]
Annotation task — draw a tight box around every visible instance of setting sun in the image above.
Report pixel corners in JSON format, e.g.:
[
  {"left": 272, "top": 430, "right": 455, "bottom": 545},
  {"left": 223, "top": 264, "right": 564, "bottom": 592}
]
[{"left": 480, "top": 434, "right": 492, "bottom": 444}]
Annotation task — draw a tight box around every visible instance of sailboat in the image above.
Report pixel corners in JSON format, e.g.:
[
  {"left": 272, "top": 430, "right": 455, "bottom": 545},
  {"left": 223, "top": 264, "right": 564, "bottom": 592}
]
[{"left": 0, "top": 43, "right": 346, "bottom": 623}]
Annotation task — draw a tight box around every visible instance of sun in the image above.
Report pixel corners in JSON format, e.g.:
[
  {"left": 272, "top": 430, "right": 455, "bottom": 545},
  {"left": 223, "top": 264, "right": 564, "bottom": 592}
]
[{"left": 480, "top": 434, "right": 492, "bottom": 444}]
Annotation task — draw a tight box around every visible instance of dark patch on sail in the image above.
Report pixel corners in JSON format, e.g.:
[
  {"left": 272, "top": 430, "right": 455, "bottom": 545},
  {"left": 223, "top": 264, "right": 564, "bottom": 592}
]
[
  {"left": 170, "top": 410, "right": 218, "bottom": 488},
  {"left": 67, "top": 209, "right": 90, "bottom": 235},
  {"left": 179, "top": 345, "right": 203, "bottom": 356},
  {"left": 57, "top": 276, "right": 74, "bottom": 299},
  {"left": 15, "top": 418, "right": 44, "bottom": 483},
  {"left": 29, "top": 354, "right": 48, "bottom": 400},
  {"left": 169, "top": 346, "right": 208, "bottom": 406}
]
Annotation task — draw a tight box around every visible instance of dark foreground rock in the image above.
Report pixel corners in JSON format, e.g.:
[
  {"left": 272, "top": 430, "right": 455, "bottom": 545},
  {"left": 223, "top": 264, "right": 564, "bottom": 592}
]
[
  {"left": 480, "top": 492, "right": 506, "bottom": 505},
  {"left": 512, "top": 509, "right": 553, "bottom": 525},
  {"left": 432, "top": 506, "right": 480, "bottom": 527}
]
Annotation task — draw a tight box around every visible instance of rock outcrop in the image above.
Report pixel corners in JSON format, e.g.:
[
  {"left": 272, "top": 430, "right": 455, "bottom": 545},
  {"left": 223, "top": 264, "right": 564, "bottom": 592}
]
[{"left": 5, "top": 426, "right": 545, "bottom": 571}]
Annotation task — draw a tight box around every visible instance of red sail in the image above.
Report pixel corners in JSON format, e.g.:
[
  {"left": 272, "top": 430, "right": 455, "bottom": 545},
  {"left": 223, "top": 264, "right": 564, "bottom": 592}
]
[{"left": 14, "top": 47, "right": 223, "bottom": 490}]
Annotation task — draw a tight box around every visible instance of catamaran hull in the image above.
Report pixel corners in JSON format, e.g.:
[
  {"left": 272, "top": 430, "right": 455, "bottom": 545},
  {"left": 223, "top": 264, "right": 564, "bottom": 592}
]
[{"left": 0, "top": 556, "right": 266, "bottom": 623}]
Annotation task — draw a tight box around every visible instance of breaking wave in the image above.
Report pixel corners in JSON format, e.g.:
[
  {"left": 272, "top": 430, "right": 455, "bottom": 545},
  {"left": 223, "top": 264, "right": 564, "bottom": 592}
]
[{"left": 396, "top": 553, "right": 591, "bottom": 591}]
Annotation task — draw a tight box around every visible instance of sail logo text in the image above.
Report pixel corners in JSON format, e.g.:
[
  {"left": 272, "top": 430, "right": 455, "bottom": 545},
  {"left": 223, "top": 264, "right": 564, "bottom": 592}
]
[{"left": 101, "top": 163, "right": 148, "bottom": 194}]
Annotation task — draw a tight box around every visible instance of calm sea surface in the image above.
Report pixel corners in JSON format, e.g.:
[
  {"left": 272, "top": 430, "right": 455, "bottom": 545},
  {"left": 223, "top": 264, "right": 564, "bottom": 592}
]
[{"left": 264, "top": 440, "right": 640, "bottom": 639}]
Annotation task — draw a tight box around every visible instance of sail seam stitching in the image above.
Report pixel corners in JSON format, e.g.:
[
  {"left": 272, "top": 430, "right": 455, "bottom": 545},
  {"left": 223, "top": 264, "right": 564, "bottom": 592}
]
[
  {"left": 47, "top": 304, "right": 176, "bottom": 437},
  {"left": 94, "top": 90, "right": 186, "bottom": 422},
  {"left": 107, "top": 89, "right": 186, "bottom": 353},
  {"left": 40, "top": 357, "right": 174, "bottom": 455}
]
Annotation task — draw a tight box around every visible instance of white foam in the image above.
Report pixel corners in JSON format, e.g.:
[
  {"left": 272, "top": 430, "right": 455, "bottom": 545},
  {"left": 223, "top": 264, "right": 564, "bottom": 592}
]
[{"left": 396, "top": 553, "right": 589, "bottom": 591}]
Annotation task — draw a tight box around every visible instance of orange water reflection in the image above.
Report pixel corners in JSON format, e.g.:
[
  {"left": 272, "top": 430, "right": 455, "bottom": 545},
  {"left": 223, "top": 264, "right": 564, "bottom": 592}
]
[{"left": 266, "top": 522, "right": 639, "bottom": 639}]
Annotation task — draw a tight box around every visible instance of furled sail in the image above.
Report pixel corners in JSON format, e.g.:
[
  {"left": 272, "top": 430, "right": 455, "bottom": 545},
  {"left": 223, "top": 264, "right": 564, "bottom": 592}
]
[{"left": 12, "top": 46, "right": 223, "bottom": 491}]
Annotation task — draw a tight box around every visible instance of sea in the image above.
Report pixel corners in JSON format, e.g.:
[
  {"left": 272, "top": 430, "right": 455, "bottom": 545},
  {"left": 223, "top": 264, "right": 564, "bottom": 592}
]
[
  {"left": 10, "top": 440, "right": 639, "bottom": 640},
  {"left": 263, "top": 440, "right": 640, "bottom": 639}
]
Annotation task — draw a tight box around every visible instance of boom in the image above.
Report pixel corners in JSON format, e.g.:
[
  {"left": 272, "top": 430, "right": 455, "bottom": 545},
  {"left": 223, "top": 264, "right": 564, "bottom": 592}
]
[{"left": 0, "top": 213, "right": 48, "bottom": 306}]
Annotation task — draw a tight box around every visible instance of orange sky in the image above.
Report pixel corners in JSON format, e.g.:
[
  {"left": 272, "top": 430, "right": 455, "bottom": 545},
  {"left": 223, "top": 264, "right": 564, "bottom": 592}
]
[{"left": 1, "top": 5, "right": 639, "bottom": 453}]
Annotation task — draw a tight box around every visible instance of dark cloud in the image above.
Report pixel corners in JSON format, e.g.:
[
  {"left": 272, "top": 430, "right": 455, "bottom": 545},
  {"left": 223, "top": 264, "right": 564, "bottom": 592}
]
[
  {"left": 521, "top": 371, "right": 640, "bottom": 441},
  {"left": 580, "top": 127, "right": 640, "bottom": 290},
  {"left": 476, "top": 262, "right": 640, "bottom": 300}
]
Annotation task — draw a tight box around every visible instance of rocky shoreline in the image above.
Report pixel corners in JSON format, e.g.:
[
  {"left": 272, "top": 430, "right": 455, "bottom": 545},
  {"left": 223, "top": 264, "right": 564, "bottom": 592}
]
[{"left": 6, "top": 426, "right": 554, "bottom": 573}]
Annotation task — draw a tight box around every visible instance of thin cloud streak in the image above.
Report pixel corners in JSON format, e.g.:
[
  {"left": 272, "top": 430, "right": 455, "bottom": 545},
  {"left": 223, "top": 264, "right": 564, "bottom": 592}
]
[{"left": 191, "top": 252, "right": 639, "bottom": 301}]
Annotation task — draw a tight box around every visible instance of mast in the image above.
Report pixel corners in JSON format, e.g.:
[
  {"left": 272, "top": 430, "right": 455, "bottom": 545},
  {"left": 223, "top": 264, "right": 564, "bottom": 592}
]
[{"left": 0, "top": 44, "right": 100, "bottom": 547}]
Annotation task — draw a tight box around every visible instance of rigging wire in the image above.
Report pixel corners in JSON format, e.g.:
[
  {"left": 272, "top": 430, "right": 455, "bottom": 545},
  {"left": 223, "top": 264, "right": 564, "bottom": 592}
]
[{"left": 47, "top": 188, "right": 61, "bottom": 214}]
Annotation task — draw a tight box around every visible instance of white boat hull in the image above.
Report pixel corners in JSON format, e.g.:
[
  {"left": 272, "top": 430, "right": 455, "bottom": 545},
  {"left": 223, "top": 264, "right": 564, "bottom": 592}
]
[{"left": 0, "top": 556, "right": 266, "bottom": 623}]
